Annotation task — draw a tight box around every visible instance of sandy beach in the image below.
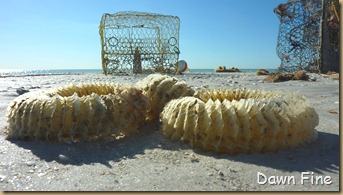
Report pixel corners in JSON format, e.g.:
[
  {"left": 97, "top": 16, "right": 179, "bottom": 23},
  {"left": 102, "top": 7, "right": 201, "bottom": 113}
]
[{"left": 0, "top": 72, "right": 339, "bottom": 191}]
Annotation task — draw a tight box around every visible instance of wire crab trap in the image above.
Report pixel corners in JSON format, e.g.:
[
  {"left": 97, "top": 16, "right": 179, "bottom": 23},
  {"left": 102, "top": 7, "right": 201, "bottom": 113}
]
[
  {"left": 274, "top": 0, "right": 339, "bottom": 73},
  {"left": 274, "top": 0, "right": 322, "bottom": 72},
  {"left": 99, "top": 11, "right": 181, "bottom": 75}
]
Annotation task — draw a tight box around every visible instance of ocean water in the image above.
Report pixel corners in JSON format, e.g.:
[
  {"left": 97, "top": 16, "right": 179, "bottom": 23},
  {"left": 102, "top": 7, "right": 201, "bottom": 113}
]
[
  {"left": 0, "top": 68, "right": 277, "bottom": 76},
  {"left": 0, "top": 69, "right": 103, "bottom": 76}
]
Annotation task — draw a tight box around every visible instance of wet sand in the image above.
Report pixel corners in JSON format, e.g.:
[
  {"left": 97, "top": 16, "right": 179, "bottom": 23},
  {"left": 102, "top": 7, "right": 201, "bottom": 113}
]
[{"left": 0, "top": 72, "right": 339, "bottom": 191}]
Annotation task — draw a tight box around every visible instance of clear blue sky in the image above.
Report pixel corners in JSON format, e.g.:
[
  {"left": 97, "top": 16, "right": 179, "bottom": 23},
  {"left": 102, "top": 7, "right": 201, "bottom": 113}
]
[{"left": 0, "top": 0, "right": 287, "bottom": 70}]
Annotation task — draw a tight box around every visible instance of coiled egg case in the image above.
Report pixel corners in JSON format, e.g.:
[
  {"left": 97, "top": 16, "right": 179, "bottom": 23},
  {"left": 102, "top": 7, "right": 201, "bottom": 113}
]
[
  {"left": 54, "top": 82, "right": 120, "bottom": 97},
  {"left": 136, "top": 74, "right": 195, "bottom": 121},
  {"left": 5, "top": 84, "right": 148, "bottom": 142},
  {"left": 160, "top": 89, "right": 318, "bottom": 154}
]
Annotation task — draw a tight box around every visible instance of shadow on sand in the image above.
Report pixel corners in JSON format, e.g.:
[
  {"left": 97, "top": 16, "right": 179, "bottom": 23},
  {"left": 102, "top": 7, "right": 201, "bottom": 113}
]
[{"left": 11, "top": 126, "right": 339, "bottom": 174}]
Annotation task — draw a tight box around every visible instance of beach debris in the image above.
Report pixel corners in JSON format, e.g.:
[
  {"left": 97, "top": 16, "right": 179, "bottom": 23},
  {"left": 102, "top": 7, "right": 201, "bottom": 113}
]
[
  {"left": 58, "top": 154, "right": 69, "bottom": 162},
  {"left": 28, "top": 86, "right": 41, "bottom": 89},
  {"left": 327, "top": 109, "right": 338, "bottom": 114},
  {"left": 160, "top": 89, "right": 318, "bottom": 154},
  {"left": 16, "top": 87, "right": 29, "bottom": 95},
  {"left": 0, "top": 174, "right": 6, "bottom": 182},
  {"left": 293, "top": 70, "right": 309, "bottom": 80},
  {"left": 174, "top": 60, "right": 190, "bottom": 75},
  {"left": 263, "top": 72, "right": 293, "bottom": 82},
  {"left": 215, "top": 66, "right": 240, "bottom": 73},
  {"left": 322, "top": 72, "right": 339, "bottom": 80},
  {"left": 256, "top": 69, "right": 270, "bottom": 76},
  {"left": 25, "top": 161, "right": 36, "bottom": 167},
  {"left": 263, "top": 70, "right": 310, "bottom": 82},
  {"left": 308, "top": 75, "right": 317, "bottom": 81},
  {"left": 27, "top": 170, "right": 35, "bottom": 173},
  {"left": 326, "top": 71, "right": 337, "bottom": 75},
  {"left": 227, "top": 80, "right": 238, "bottom": 84}
]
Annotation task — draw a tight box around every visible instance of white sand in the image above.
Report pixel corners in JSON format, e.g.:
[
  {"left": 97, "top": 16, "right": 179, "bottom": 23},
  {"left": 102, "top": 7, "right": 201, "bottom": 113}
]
[{"left": 0, "top": 72, "right": 339, "bottom": 191}]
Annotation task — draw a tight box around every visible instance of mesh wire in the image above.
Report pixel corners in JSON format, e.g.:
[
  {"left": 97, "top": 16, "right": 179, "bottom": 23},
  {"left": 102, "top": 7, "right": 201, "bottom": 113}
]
[
  {"left": 274, "top": 0, "right": 322, "bottom": 72},
  {"left": 99, "top": 11, "right": 180, "bottom": 75}
]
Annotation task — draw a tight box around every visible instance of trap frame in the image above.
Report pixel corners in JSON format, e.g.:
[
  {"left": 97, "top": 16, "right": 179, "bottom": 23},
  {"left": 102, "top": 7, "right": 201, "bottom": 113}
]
[
  {"left": 99, "top": 11, "right": 181, "bottom": 75},
  {"left": 274, "top": 0, "right": 339, "bottom": 73}
]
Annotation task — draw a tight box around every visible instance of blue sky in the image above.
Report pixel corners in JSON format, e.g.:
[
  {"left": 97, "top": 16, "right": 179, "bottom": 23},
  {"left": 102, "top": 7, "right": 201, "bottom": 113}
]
[{"left": 0, "top": 0, "right": 287, "bottom": 70}]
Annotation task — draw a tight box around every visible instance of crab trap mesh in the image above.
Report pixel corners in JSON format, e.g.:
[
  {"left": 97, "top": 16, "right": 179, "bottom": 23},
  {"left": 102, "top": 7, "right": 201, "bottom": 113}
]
[
  {"left": 99, "top": 11, "right": 181, "bottom": 75},
  {"left": 274, "top": 0, "right": 322, "bottom": 72},
  {"left": 274, "top": 0, "right": 339, "bottom": 73}
]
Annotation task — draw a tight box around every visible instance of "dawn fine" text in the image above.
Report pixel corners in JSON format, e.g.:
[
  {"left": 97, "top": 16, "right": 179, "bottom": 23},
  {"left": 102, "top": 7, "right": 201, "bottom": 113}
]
[{"left": 257, "top": 172, "right": 332, "bottom": 185}]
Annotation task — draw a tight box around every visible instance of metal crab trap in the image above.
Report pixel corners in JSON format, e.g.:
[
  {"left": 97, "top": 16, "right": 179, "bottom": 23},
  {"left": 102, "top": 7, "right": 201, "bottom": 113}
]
[
  {"left": 99, "top": 11, "right": 181, "bottom": 75},
  {"left": 274, "top": 0, "right": 339, "bottom": 73}
]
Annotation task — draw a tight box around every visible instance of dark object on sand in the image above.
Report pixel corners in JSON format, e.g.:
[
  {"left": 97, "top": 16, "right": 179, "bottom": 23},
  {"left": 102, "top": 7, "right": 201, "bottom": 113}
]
[
  {"left": 326, "top": 71, "right": 336, "bottom": 75},
  {"left": 293, "top": 70, "right": 310, "bottom": 80},
  {"left": 215, "top": 66, "right": 240, "bottom": 73},
  {"left": 322, "top": 72, "right": 339, "bottom": 80},
  {"left": 256, "top": 69, "right": 270, "bottom": 75},
  {"left": 263, "top": 70, "right": 309, "bottom": 82},
  {"left": 133, "top": 47, "right": 142, "bottom": 74},
  {"left": 16, "top": 87, "right": 29, "bottom": 95}
]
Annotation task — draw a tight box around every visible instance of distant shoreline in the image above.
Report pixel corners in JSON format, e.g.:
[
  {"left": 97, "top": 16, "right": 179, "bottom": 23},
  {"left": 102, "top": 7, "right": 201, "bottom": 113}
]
[{"left": 0, "top": 68, "right": 278, "bottom": 77}]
